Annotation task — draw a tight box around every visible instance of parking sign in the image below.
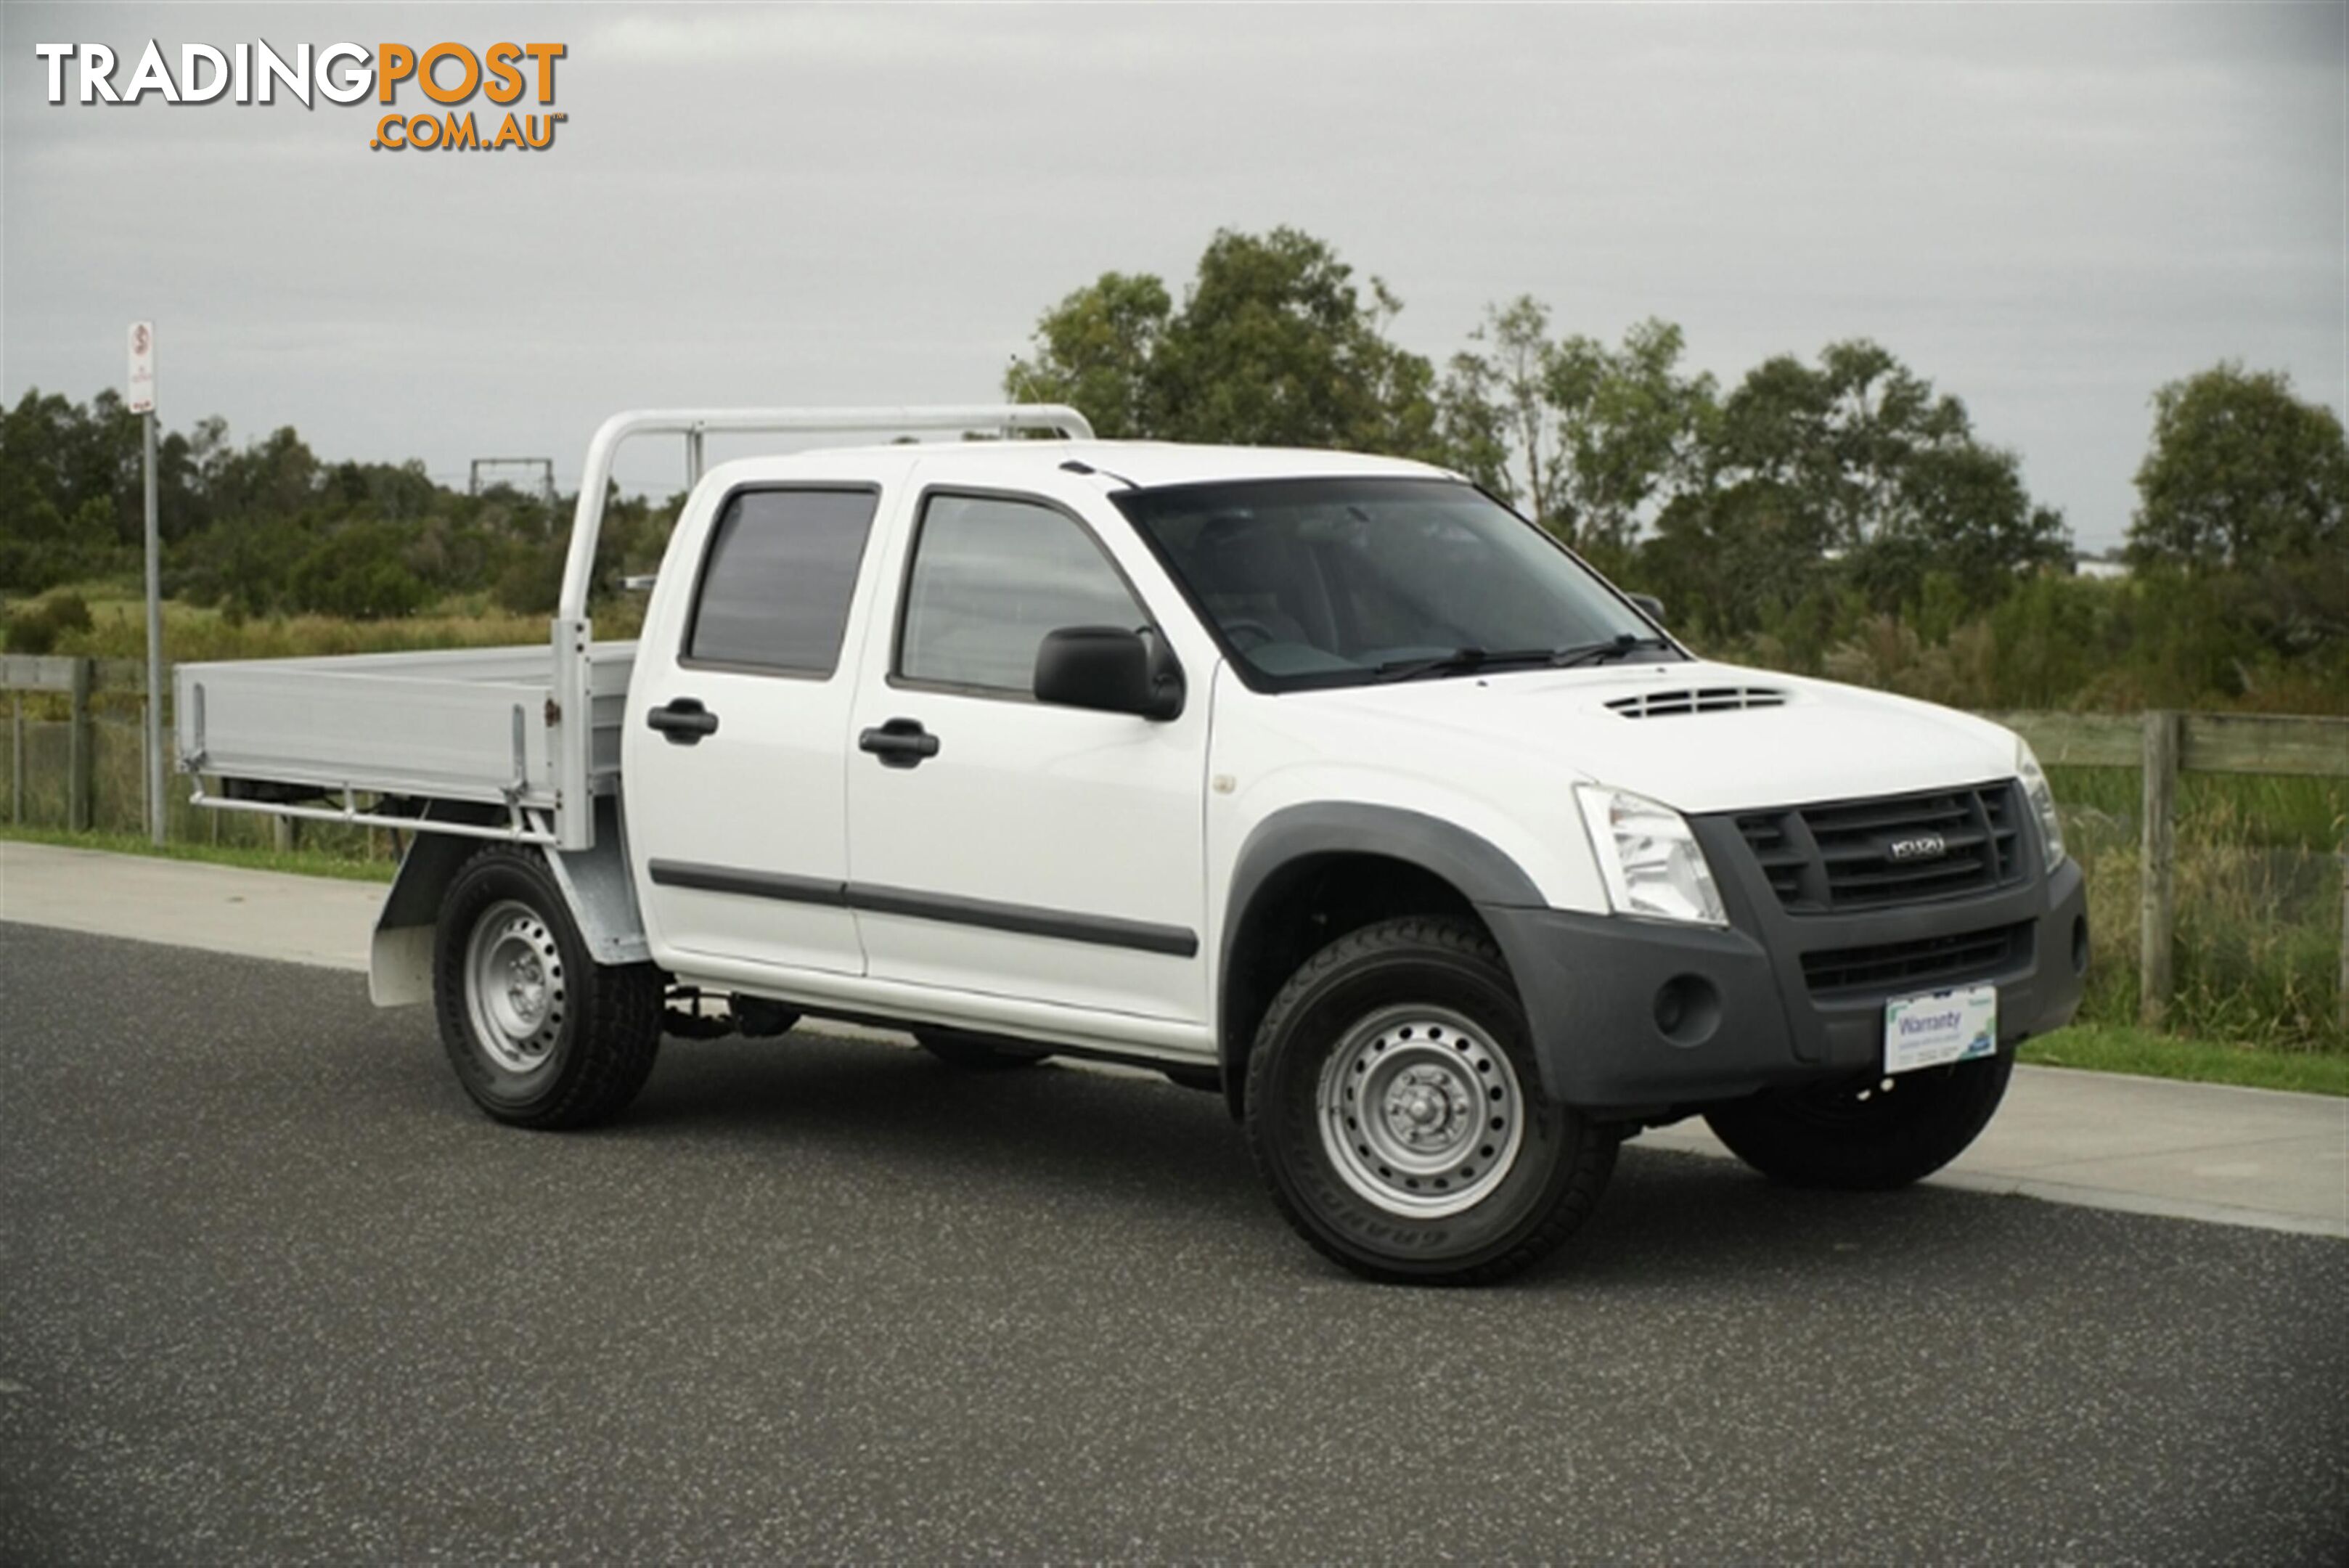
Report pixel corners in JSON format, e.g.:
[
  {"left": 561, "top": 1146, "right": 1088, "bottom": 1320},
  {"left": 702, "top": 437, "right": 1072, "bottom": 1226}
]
[{"left": 127, "top": 321, "right": 155, "bottom": 414}]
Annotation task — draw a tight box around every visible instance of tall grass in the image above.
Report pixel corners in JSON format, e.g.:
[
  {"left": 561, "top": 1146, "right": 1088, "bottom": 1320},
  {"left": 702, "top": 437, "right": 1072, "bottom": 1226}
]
[
  {"left": 30, "top": 581, "right": 646, "bottom": 665},
  {"left": 2051, "top": 766, "right": 2345, "bottom": 1053}
]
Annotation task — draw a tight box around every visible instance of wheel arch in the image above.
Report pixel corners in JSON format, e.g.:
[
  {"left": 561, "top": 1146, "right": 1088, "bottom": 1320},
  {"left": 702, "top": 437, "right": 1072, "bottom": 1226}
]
[
  {"left": 1217, "top": 804, "right": 1546, "bottom": 1119},
  {"left": 369, "top": 797, "right": 650, "bottom": 1006}
]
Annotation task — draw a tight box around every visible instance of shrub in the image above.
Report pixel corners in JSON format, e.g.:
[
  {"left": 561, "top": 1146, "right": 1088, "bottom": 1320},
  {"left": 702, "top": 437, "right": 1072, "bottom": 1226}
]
[
  {"left": 1, "top": 591, "right": 94, "bottom": 653},
  {"left": 282, "top": 523, "right": 427, "bottom": 620}
]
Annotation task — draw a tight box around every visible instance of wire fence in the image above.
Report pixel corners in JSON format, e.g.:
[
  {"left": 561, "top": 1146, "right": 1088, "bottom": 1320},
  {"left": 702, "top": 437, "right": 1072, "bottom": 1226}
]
[{"left": 2, "top": 678, "right": 388, "bottom": 861}]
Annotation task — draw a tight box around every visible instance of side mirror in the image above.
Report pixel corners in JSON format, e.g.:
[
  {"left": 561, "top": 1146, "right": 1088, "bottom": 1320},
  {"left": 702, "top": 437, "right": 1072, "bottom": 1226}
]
[
  {"left": 1627, "top": 592, "right": 1667, "bottom": 626},
  {"left": 1034, "top": 626, "right": 1184, "bottom": 720}
]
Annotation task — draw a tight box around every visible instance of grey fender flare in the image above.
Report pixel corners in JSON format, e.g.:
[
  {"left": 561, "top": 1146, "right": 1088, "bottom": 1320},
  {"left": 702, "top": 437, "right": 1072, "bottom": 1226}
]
[
  {"left": 368, "top": 797, "right": 651, "bottom": 1006},
  {"left": 1217, "top": 804, "right": 1548, "bottom": 1116}
]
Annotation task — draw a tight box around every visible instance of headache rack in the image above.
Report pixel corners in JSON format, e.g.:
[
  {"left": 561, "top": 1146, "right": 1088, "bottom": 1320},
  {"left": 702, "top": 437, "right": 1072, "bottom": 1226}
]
[{"left": 177, "top": 404, "right": 1094, "bottom": 850}]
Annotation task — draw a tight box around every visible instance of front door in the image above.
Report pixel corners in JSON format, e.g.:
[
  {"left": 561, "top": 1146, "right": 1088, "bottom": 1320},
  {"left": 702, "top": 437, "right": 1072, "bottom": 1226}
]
[{"left": 843, "top": 486, "right": 1209, "bottom": 1023}]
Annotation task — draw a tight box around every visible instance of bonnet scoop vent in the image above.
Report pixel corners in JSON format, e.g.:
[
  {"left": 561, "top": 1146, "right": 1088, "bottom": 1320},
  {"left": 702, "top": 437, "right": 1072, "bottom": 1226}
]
[{"left": 1605, "top": 686, "right": 1789, "bottom": 719}]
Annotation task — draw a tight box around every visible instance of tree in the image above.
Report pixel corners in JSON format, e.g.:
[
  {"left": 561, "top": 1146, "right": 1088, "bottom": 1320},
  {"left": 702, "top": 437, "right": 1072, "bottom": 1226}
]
[
  {"left": 1437, "top": 308, "right": 1715, "bottom": 558},
  {"left": 1858, "top": 441, "right": 2070, "bottom": 611},
  {"left": 1643, "top": 479, "right": 1840, "bottom": 640},
  {"left": 1434, "top": 345, "right": 1513, "bottom": 499},
  {"left": 201, "top": 424, "right": 322, "bottom": 523},
  {"left": 1545, "top": 317, "right": 1716, "bottom": 555},
  {"left": 0, "top": 388, "right": 142, "bottom": 590},
  {"left": 2128, "top": 363, "right": 2348, "bottom": 569},
  {"left": 1153, "top": 228, "right": 1442, "bottom": 455},
  {"left": 1443, "top": 296, "right": 1562, "bottom": 523},
  {"left": 285, "top": 521, "right": 427, "bottom": 620},
  {"left": 1647, "top": 339, "right": 2068, "bottom": 631},
  {"left": 1703, "top": 340, "right": 1970, "bottom": 553},
  {"left": 325, "top": 457, "right": 439, "bottom": 522},
  {"left": 1004, "top": 271, "right": 1171, "bottom": 440},
  {"left": 1005, "top": 227, "right": 1445, "bottom": 460}
]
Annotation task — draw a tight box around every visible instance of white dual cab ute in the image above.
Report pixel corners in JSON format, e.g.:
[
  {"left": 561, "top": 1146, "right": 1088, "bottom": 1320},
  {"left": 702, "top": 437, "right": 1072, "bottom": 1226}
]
[{"left": 179, "top": 405, "right": 2087, "bottom": 1284}]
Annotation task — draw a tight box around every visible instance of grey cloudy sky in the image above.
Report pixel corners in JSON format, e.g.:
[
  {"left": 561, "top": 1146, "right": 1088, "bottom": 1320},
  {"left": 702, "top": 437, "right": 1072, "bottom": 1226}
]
[{"left": 4, "top": 2, "right": 2342, "bottom": 550}]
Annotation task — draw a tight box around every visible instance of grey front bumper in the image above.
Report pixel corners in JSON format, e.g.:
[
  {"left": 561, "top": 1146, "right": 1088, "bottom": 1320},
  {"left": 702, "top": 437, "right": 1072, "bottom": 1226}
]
[{"left": 1481, "top": 854, "right": 2088, "bottom": 1116}]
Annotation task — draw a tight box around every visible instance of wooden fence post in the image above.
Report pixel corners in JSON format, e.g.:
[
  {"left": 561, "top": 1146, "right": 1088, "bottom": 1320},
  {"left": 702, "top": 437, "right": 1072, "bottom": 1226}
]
[
  {"left": 2138, "top": 709, "right": 2181, "bottom": 1027},
  {"left": 2338, "top": 837, "right": 2348, "bottom": 1033},
  {"left": 66, "top": 658, "right": 94, "bottom": 833},
  {"left": 10, "top": 692, "right": 22, "bottom": 824}
]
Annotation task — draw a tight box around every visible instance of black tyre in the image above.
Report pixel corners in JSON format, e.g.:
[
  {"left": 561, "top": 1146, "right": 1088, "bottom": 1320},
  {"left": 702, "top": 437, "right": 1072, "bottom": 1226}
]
[
  {"left": 1243, "top": 916, "right": 1617, "bottom": 1286},
  {"left": 1702, "top": 1050, "right": 2014, "bottom": 1191},
  {"left": 433, "top": 844, "right": 663, "bottom": 1129},
  {"left": 914, "top": 1027, "right": 1049, "bottom": 1071}
]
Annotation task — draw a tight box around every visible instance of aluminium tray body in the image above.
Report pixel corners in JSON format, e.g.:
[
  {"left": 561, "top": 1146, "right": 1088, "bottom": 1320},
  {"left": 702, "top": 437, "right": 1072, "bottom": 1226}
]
[{"left": 176, "top": 642, "right": 637, "bottom": 823}]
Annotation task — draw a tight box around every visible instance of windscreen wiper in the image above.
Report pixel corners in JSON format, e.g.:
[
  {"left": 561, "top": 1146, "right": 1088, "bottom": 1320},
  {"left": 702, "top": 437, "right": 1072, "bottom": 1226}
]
[
  {"left": 1370, "top": 647, "right": 1569, "bottom": 683},
  {"left": 1548, "top": 633, "right": 1679, "bottom": 669},
  {"left": 1373, "top": 635, "right": 1679, "bottom": 682}
]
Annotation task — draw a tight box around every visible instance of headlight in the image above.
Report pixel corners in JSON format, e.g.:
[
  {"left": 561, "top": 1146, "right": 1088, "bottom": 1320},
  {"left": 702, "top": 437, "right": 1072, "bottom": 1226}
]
[
  {"left": 2017, "top": 738, "right": 2067, "bottom": 870},
  {"left": 1574, "top": 785, "right": 1728, "bottom": 926}
]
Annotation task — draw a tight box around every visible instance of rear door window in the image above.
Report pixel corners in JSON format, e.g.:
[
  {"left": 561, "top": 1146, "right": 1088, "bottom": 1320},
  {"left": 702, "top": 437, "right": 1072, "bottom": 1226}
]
[{"left": 685, "top": 487, "right": 879, "bottom": 677}]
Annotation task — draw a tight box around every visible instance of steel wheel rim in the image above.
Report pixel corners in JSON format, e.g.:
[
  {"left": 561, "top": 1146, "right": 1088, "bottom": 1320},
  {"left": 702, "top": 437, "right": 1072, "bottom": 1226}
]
[
  {"left": 464, "top": 899, "right": 565, "bottom": 1074},
  {"left": 1317, "top": 1005, "right": 1526, "bottom": 1219}
]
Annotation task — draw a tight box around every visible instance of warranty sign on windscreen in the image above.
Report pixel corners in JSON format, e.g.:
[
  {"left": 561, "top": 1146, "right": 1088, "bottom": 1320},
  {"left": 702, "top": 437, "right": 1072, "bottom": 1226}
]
[{"left": 35, "top": 39, "right": 567, "bottom": 152}]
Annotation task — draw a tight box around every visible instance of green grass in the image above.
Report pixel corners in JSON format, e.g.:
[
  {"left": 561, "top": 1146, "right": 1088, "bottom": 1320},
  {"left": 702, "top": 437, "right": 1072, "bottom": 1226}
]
[
  {"left": 2021, "top": 1023, "right": 2349, "bottom": 1097},
  {"left": 2043, "top": 769, "right": 2345, "bottom": 1053},
  {"left": 0, "top": 822, "right": 396, "bottom": 883}
]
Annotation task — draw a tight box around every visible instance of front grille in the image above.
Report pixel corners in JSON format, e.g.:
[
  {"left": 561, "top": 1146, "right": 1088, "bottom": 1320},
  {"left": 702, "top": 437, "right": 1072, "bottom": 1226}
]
[
  {"left": 1802, "top": 921, "right": 2033, "bottom": 998},
  {"left": 1735, "top": 783, "right": 2025, "bottom": 913}
]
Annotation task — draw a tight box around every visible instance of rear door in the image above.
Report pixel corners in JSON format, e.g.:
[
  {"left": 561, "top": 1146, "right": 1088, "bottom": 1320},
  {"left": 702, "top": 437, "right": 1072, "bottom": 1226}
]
[
  {"left": 841, "top": 475, "right": 1211, "bottom": 1023},
  {"left": 624, "top": 467, "right": 893, "bottom": 977}
]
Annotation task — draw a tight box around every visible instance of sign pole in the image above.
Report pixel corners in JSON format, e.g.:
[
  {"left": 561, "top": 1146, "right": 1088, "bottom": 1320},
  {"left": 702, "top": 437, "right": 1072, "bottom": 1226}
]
[
  {"left": 143, "top": 405, "right": 163, "bottom": 844},
  {"left": 129, "top": 321, "right": 163, "bottom": 845}
]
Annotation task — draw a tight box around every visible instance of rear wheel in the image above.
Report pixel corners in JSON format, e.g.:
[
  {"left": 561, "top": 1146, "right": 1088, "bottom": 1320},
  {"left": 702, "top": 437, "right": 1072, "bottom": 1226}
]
[
  {"left": 914, "top": 1027, "right": 1048, "bottom": 1071},
  {"left": 1244, "top": 916, "right": 1617, "bottom": 1286},
  {"left": 433, "top": 845, "right": 663, "bottom": 1129},
  {"left": 1702, "top": 1051, "right": 2014, "bottom": 1190}
]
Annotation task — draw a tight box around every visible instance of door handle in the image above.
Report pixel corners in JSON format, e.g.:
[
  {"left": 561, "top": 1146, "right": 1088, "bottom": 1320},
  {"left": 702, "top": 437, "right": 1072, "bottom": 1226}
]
[
  {"left": 647, "top": 697, "right": 719, "bottom": 745},
  {"left": 859, "top": 717, "right": 939, "bottom": 769}
]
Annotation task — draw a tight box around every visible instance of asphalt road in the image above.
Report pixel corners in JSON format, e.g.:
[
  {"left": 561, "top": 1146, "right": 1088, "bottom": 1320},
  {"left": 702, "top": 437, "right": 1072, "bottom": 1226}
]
[{"left": 3, "top": 922, "right": 2345, "bottom": 1564}]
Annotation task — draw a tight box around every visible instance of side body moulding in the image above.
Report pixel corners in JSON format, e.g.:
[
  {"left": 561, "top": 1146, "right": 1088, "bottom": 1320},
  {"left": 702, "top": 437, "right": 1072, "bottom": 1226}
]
[{"left": 644, "top": 859, "right": 1201, "bottom": 958}]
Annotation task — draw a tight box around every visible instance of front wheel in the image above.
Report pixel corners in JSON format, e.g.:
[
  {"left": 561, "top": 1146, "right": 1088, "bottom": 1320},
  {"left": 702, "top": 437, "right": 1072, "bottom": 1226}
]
[
  {"left": 1702, "top": 1050, "right": 2014, "bottom": 1191},
  {"left": 1244, "top": 917, "right": 1617, "bottom": 1286},
  {"left": 433, "top": 845, "right": 663, "bottom": 1129}
]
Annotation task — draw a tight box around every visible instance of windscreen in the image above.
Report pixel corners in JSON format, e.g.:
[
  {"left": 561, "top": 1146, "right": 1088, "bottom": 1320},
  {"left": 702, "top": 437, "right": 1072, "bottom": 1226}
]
[{"left": 1114, "top": 475, "right": 1671, "bottom": 690}]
